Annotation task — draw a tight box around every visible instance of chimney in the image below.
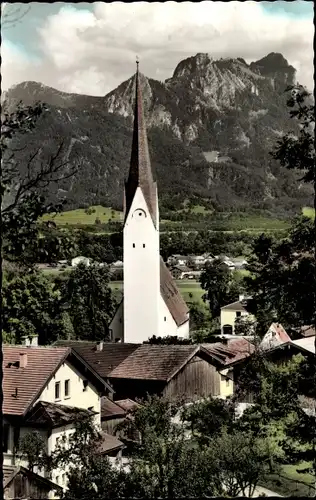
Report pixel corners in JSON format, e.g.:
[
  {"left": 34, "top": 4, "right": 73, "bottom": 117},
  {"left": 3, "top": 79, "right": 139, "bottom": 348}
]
[
  {"left": 19, "top": 353, "right": 27, "bottom": 368},
  {"left": 96, "top": 341, "right": 104, "bottom": 351},
  {"left": 239, "top": 294, "right": 245, "bottom": 302},
  {"left": 22, "top": 334, "right": 38, "bottom": 347}
]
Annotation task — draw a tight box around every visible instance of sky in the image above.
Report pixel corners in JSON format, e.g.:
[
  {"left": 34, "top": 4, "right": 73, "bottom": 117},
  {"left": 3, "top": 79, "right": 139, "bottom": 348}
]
[{"left": 1, "top": 1, "right": 314, "bottom": 96}]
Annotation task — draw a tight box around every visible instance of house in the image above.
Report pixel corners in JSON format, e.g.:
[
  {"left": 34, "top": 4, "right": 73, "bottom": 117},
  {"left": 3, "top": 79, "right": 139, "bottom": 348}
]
[
  {"left": 220, "top": 295, "right": 255, "bottom": 335},
  {"left": 188, "top": 255, "right": 208, "bottom": 268},
  {"left": 71, "top": 256, "right": 91, "bottom": 267},
  {"left": 3, "top": 343, "right": 112, "bottom": 491},
  {"left": 101, "top": 397, "right": 140, "bottom": 444},
  {"left": 167, "top": 254, "right": 190, "bottom": 267},
  {"left": 230, "top": 259, "right": 248, "bottom": 270},
  {"left": 292, "top": 337, "right": 315, "bottom": 355},
  {"left": 260, "top": 323, "right": 292, "bottom": 350},
  {"left": 3, "top": 465, "right": 62, "bottom": 500},
  {"left": 107, "top": 342, "right": 253, "bottom": 402},
  {"left": 170, "top": 265, "right": 191, "bottom": 280}
]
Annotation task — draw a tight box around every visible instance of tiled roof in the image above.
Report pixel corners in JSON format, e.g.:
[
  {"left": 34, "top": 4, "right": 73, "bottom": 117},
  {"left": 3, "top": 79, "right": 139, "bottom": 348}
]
[
  {"left": 97, "top": 431, "right": 124, "bottom": 454},
  {"left": 160, "top": 257, "right": 189, "bottom": 327},
  {"left": 109, "top": 344, "right": 198, "bottom": 381},
  {"left": 101, "top": 397, "right": 126, "bottom": 419},
  {"left": 124, "top": 69, "right": 157, "bottom": 227},
  {"left": 116, "top": 399, "right": 140, "bottom": 412},
  {"left": 201, "top": 338, "right": 255, "bottom": 367},
  {"left": 221, "top": 300, "right": 248, "bottom": 312},
  {"left": 299, "top": 325, "right": 316, "bottom": 338},
  {"left": 3, "top": 346, "right": 69, "bottom": 416},
  {"left": 56, "top": 342, "right": 141, "bottom": 378},
  {"left": 25, "top": 401, "right": 96, "bottom": 427}
]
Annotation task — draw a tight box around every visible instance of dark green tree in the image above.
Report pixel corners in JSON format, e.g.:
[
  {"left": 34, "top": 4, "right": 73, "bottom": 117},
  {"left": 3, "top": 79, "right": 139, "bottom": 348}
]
[
  {"left": 200, "top": 258, "right": 245, "bottom": 318},
  {"left": 60, "top": 262, "right": 116, "bottom": 340}
]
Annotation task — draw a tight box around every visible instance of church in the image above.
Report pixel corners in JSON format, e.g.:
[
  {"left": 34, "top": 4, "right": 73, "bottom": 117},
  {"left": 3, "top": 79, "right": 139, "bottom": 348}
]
[{"left": 109, "top": 64, "right": 190, "bottom": 343}]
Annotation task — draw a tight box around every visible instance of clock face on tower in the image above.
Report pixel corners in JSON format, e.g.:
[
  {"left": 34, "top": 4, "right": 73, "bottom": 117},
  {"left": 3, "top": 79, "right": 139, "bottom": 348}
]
[{"left": 132, "top": 208, "right": 147, "bottom": 220}]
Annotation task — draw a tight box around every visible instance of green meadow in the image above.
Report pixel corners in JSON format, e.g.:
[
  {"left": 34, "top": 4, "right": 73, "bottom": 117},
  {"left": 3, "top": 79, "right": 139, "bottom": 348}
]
[{"left": 41, "top": 205, "right": 122, "bottom": 225}]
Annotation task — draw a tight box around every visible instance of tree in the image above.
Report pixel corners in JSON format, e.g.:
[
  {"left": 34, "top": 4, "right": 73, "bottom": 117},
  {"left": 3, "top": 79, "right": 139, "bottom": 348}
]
[
  {"left": 18, "top": 431, "right": 48, "bottom": 472},
  {"left": 271, "top": 84, "right": 315, "bottom": 184},
  {"left": 1, "top": 101, "right": 77, "bottom": 265},
  {"left": 2, "top": 270, "right": 67, "bottom": 345},
  {"left": 200, "top": 258, "right": 245, "bottom": 318},
  {"left": 1, "top": 3, "right": 30, "bottom": 29},
  {"left": 246, "top": 216, "right": 315, "bottom": 332},
  {"left": 60, "top": 262, "right": 116, "bottom": 340}
]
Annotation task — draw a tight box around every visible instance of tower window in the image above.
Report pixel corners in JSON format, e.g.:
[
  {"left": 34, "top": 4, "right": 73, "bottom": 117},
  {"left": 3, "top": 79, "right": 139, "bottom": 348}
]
[
  {"left": 133, "top": 243, "right": 135, "bottom": 248},
  {"left": 143, "top": 244, "right": 145, "bottom": 248},
  {"left": 164, "top": 317, "right": 166, "bottom": 322}
]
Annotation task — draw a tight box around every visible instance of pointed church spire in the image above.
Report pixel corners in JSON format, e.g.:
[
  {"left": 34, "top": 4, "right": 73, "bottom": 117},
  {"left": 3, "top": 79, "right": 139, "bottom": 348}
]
[{"left": 124, "top": 59, "right": 157, "bottom": 226}]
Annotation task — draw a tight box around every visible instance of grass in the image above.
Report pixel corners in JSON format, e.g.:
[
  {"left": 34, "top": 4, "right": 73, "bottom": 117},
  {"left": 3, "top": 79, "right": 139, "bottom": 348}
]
[
  {"left": 260, "top": 462, "right": 315, "bottom": 497},
  {"left": 109, "top": 280, "right": 205, "bottom": 305},
  {"left": 302, "top": 206, "right": 315, "bottom": 219},
  {"left": 41, "top": 205, "right": 122, "bottom": 226}
]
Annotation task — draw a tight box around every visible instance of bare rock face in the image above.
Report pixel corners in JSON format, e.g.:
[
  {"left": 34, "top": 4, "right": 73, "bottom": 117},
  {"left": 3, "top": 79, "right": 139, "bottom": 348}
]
[{"left": 3, "top": 52, "right": 311, "bottom": 214}]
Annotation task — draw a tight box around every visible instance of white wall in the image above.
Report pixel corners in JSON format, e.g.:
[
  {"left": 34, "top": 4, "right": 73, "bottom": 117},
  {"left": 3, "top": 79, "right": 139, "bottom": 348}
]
[
  {"left": 109, "top": 300, "right": 124, "bottom": 342},
  {"left": 123, "top": 186, "right": 160, "bottom": 343},
  {"left": 159, "top": 296, "right": 189, "bottom": 338},
  {"left": 38, "top": 360, "right": 101, "bottom": 426}
]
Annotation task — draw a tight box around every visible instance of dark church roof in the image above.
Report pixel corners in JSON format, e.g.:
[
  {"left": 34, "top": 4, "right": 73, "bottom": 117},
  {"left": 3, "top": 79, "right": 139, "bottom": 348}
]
[
  {"left": 160, "top": 257, "right": 189, "bottom": 327},
  {"left": 124, "top": 66, "right": 158, "bottom": 226}
]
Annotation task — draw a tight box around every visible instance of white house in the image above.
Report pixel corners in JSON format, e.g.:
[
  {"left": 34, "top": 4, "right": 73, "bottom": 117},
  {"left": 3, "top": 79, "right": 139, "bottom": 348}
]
[
  {"left": 109, "top": 65, "right": 189, "bottom": 343},
  {"left": 3, "top": 343, "right": 115, "bottom": 494}
]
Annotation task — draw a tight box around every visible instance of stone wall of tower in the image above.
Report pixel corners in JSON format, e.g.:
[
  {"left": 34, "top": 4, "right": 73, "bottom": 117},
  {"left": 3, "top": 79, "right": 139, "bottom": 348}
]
[{"left": 123, "top": 186, "right": 160, "bottom": 343}]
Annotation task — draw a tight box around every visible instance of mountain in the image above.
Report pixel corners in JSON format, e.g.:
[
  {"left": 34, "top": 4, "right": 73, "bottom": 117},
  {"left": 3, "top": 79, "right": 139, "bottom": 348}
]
[{"left": 3, "top": 52, "right": 312, "bottom": 215}]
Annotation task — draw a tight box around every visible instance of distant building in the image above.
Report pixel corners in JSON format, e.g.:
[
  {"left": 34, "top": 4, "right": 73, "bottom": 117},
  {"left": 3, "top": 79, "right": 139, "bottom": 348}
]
[
  {"left": 71, "top": 256, "right": 91, "bottom": 267},
  {"left": 220, "top": 295, "right": 254, "bottom": 335},
  {"left": 167, "top": 254, "right": 191, "bottom": 267}
]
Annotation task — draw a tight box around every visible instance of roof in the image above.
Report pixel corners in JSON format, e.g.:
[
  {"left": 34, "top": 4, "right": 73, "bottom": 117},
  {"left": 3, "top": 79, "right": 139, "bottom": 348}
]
[
  {"left": 221, "top": 300, "right": 248, "bottom": 312},
  {"left": 54, "top": 341, "right": 141, "bottom": 378},
  {"left": 116, "top": 399, "right": 140, "bottom": 412},
  {"left": 171, "top": 265, "right": 191, "bottom": 272},
  {"left": 292, "top": 337, "right": 315, "bottom": 355},
  {"left": 3, "top": 465, "right": 62, "bottom": 492},
  {"left": 3, "top": 345, "right": 111, "bottom": 416},
  {"left": 101, "top": 397, "right": 126, "bottom": 419},
  {"left": 260, "top": 323, "right": 292, "bottom": 350},
  {"left": 124, "top": 68, "right": 157, "bottom": 226},
  {"left": 201, "top": 338, "right": 255, "bottom": 367},
  {"left": 3, "top": 346, "right": 69, "bottom": 416},
  {"left": 298, "top": 325, "right": 316, "bottom": 338},
  {"left": 97, "top": 431, "right": 125, "bottom": 454},
  {"left": 25, "top": 401, "right": 97, "bottom": 427},
  {"left": 109, "top": 344, "right": 198, "bottom": 381},
  {"left": 160, "top": 257, "right": 189, "bottom": 327}
]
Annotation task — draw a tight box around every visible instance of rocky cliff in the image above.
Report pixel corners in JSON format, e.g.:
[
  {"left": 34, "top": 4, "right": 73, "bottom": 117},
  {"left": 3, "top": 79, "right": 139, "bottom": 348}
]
[{"left": 3, "top": 52, "right": 311, "bottom": 215}]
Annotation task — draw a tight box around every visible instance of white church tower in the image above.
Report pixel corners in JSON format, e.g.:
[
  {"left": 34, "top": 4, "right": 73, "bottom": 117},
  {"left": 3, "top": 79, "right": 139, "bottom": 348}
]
[{"left": 109, "top": 62, "right": 189, "bottom": 344}]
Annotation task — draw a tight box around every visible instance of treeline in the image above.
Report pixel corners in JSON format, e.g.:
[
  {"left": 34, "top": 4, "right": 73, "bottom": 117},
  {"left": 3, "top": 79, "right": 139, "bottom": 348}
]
[{"left": 23, "top": 225, "right": 290, "bottom": 265}]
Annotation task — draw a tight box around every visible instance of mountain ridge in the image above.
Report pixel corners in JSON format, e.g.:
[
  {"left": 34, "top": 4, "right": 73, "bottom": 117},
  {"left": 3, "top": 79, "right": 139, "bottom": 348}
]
[{"left": 3, "top": 52, "right": 312, "bottom": 215}]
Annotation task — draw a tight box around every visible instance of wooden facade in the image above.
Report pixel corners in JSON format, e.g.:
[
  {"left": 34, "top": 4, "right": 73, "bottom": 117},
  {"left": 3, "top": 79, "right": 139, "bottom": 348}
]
[
  {"left": 109, "top": 353, "right": 222, "bottom": 403},
  {"left": 3, "top": 466, "right": 61, "bottom": 500},
  {"left": 163, "top": 357, "right": 221, "bottom": 401}
]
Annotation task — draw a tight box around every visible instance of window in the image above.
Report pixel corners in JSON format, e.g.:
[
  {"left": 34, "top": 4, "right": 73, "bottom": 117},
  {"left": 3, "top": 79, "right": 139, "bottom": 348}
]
[
  {"left": 133, "top": 243, "right": 135, "bottom": 248},
  {"left": 56, "top": 476, "right": 60, "bottom": 484},
  {"left": 143, "top": 243, "right": 145, "bottom": 248},
  {"left": 83, "top": 379, "right": 88, "bottom": 391},
  {"left": 3, "top": 423, "right": 9, "bottom": 453},
  {"left": 55, "top": 382, "right": 60, "bottom": 400},
  {"left": 164, "top": 317, "right": 166, "bottom": 322},
  {"left": 236, "top": 311, "right": 241, "bottom": 317},
  {"left": 64, "top": 379, "right": 70, "bottom": 397}
]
